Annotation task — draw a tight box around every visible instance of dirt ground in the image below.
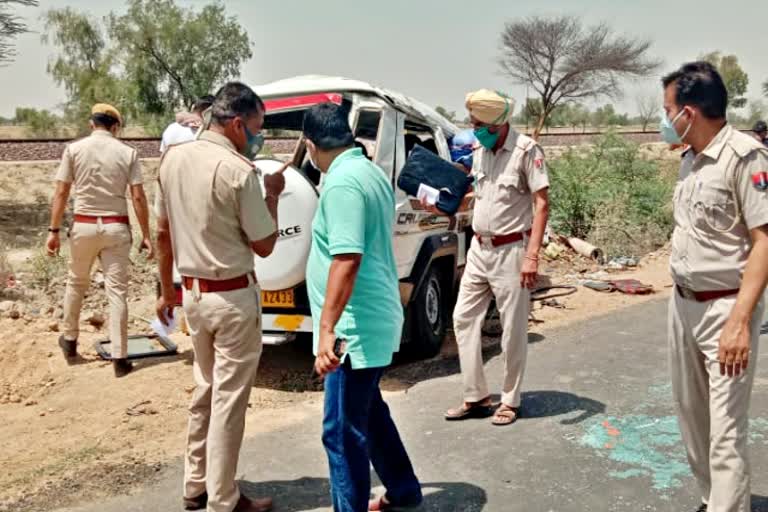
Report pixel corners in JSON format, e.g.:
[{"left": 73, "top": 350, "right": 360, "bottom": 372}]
[{"left": 0, "top": 158, "right": 674, "bottom": 512}]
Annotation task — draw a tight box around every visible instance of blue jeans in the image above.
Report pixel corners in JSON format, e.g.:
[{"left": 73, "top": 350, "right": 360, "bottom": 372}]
[{"left": 322, "top": 360, "right": 422, "bottom": 512}]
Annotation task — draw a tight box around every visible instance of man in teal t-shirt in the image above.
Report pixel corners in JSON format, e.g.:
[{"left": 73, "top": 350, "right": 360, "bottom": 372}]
[
  {"left": 306, "top": 144, "right": 402, "bottom": 369},
  {"left": 304, "top": 103, "right": 422, "bottom": 512}
]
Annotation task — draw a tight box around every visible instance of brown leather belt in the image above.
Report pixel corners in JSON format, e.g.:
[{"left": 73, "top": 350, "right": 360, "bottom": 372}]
[
  {"left": 73, "top": 214, "right": 130, "bottom": 225},
  {"left": 475, "top": 230, "right": 531, "bottom": 248},
  {"left": 676, "top": 285, "right": 739, "bottom": 302},
  {"left": 182, "top": 273, "right": 254, "bottom": 293}
]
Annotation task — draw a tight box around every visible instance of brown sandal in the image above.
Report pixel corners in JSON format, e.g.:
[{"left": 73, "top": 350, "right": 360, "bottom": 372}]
[
  {"left": 444, "top": 399, "right": 494, "bottom": 421},
  {"left": 491, "top": 405, "right": 519, "bottom": 426}
]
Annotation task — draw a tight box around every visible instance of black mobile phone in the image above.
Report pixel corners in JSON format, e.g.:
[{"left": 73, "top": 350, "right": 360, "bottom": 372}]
[{"left": 333, "top": 338, "right": 346, "bottom": 358}]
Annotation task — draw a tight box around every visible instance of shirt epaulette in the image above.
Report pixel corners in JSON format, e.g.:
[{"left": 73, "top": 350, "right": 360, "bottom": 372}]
[
  {"left": 514, "top": 132, "right": 537, "bottom": 153},
  {"left": 227, "top": 148, "right": 257, "bottom": 171},
  {"left": 727, "top": 130, "right": 766, "bottom": 158}
]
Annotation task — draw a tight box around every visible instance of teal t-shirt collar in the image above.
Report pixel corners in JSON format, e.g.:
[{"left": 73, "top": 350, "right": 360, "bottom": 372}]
[{"left": 327, "top": 147, "right": 364, "bottom": 175}]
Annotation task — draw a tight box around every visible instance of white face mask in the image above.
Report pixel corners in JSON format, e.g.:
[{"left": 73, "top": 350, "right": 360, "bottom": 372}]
[{"left": 307, "top": 143, "right": 320, "bottom": 171}]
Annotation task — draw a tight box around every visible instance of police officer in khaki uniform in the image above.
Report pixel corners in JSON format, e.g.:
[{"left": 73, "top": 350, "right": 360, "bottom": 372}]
[
  {"left": 47, "top": 103, "right": 153, "bottom": 378},
  {"left": 155, "top": 83, "right": 284, "bottom": 512},
  {"left": 444, "top": 90, "right": 550, "bottom": 426},
  {"left": 661, "top": 62, "right": 768, "bottom": 512}
]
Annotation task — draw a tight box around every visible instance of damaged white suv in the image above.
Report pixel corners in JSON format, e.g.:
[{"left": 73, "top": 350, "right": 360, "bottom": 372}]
[{"left": 170, "top": 76, "right": 473, "bottom": 358}]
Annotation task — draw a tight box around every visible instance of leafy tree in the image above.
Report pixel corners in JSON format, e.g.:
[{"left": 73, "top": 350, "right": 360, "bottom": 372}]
[
  {"left": 701, "top": 51, "right": 748, "bottom": 109},
  {"left": 14, "top": 107, "right": 63, "bottom": 136},
  {"left": 763, "top": 79, "right": 768, "bottom": 98},
  {"left": 42, "top": 8, "right": 126, "bottom": 128},
  {"left": 108, "top": 0, "right": 251, "bottom": 113},
  {"left": 498, "top": 15, "right": 659, "bottom": 139},
  {"left": 746, "top": 100, "right": 766, "bottom": 127},
  {"left": 435, "top": 106, "right": 457, "bottom": 123},
  {"left": 42, "top": 0, "right": 251, "bottom": 127},
  {"left": 0, "top": 0, "right": 37, "bottom": 65}
]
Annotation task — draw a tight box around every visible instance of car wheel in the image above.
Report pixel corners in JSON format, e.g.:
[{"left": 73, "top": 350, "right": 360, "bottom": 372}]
[{"left": 407, "top": 267, "right": 446, "bottom": 359}]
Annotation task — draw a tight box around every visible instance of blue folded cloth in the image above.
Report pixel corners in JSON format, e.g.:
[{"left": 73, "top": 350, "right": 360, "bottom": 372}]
[
  {"left": 397, "top": 146, "right": 473, "bottom": 215},
  {"left": 449, "top": 129, "right": 477, "bottom": 171}
]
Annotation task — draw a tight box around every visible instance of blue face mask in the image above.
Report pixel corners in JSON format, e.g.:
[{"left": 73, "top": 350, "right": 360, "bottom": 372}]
[
  {"left": 474, "top": 126, "right": 500, "bottom": 150},
  {"left": 243, "top": 124, "right": 264, "bottom": 159},
  {"left": 659, "top": 109, "right": 691, "bottom": 145}
]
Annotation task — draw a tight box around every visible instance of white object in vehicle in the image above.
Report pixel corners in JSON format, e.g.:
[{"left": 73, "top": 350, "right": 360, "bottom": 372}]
[
  {"left": 253, "top": 158, "right": 318, "bottom": 291},
  {"left": 417, "top": 183, "right": 440, "bottom": 206}
]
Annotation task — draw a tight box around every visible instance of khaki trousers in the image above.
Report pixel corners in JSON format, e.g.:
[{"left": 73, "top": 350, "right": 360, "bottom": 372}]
[
  {"left": 669, "top": 291, "right": 764, "bottom": 512},
  {"left": 183, "top": 281, "right": 262, "bottom": 512},
  {"left": 453, "top": 238, "right": 530, "bottom": 407},
  {"left": 62, "top": 222, "right": 131, "bottom": 359}
]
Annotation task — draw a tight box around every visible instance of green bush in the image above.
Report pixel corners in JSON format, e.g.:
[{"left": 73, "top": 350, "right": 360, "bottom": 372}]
[
  {"left": 29, "top": 249, "right": 67, "bottom": 290},
  {"left": 548, "top": 133, "right": 676, "bottom": 258},
  {"left": 15, "top": 108, "right": 64, "bottom": 138}
]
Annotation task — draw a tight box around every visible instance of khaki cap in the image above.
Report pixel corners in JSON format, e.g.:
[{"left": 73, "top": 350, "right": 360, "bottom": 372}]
[{"left": 91, "top": 103, "right": 123, "bottom": 125}]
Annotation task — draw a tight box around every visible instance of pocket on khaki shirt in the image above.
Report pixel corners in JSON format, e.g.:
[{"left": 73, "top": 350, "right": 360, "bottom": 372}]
[
  {"left": 693, "top": 187, "right": 738, "bottom": 232},
  {"left": 498, "top": 174, "right": 523, "bottom": 198}
]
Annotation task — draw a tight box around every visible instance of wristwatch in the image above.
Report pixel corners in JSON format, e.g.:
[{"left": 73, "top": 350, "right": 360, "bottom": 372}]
[{"left": 48, "top": 227, "right": 60, "bottom": 233}]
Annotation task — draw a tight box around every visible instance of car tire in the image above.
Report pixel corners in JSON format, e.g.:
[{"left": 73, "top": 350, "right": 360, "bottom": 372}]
[{"left": 406, "top": 266, "right": 447, "bottom": 359}]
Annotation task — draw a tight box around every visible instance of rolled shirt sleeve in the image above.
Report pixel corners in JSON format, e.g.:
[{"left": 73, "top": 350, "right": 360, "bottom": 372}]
[
  {"left": 128, "top": 149, "right": 143, "bottom": 185},
  {"left": 154, "top": 177, "right": 168, "bottom": 219},
  {"left": 55, "top": 145, "right": 74, "bottom": 183},
  {"left": 239, "top": 170, "right": 276, "bottom": 242},
  {"left": 323, "top": 185, "right": 366, "bottom": 256},
  {"left": 524, "top": 144, "right": 550, "bottom": 194},
  {"left": 738, "top": 148, "right": 768, "bottom": 230}
]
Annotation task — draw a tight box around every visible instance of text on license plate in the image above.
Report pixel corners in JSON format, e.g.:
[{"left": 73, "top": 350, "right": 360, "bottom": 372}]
[{"left": 261, "top": 289, "right": 295, "bottom": 308}]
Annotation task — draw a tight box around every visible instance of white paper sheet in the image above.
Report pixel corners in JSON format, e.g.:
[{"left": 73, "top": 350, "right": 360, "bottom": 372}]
[
  {"left": 417, "top": 183, "right": 440, "bottom": 206},
  {"left": 150, "top": 310, "right": 177, "bottom": 339}
]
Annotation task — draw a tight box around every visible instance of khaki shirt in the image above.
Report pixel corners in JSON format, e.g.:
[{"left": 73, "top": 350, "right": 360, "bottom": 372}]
[
  {"left": 471, "top": 130, "right": 550, "bottom": 235},
  {"left": 55, "top": 130, "right": 143, "bottom": 216},
  {"left": 670, "top": 125, "right": 768, "bottom": 291},
  {"left": 155, "top": 131, "right": 275, "bottom": 280}
]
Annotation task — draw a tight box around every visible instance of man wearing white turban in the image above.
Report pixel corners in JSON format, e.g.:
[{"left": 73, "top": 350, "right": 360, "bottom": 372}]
[{"left": 444, "top": 89, "right": 550, "bottom": 426}]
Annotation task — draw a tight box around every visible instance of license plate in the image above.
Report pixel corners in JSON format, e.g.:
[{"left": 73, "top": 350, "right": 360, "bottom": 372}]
[{"left": 262, "top": 289, "right": 295, "bottom": 308}]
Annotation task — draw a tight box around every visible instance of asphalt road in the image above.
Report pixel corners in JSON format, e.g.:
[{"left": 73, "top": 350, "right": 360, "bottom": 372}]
[{"left": 61, "top": 298, "right": 768, "bottom": 512}]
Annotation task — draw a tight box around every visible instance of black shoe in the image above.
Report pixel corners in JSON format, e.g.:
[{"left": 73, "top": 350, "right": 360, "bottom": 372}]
[
  {"left": 112, "top": 358, "right": 134, "bottom": 378},
  {"left": 183, "top": 491, "right": 208, "bottom": 510},
  {"left": 58, "top": 336, "right": 77, "bottom": 358},
  {"left": 695, "top": 504, "right": 707, "bottom": 512}
]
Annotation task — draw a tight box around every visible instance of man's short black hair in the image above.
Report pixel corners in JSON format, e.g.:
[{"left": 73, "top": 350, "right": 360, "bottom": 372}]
[
  {"left": 302, "top": 103, "right": 354, "bottom": 150},
  {"left": 211, "top": 82, "right": 264, "bottom": 124},
  {"left": 753, "top": 120, "right": 767, "bottom": 134},
  {"left": 662, "top": 61, "right": 728, "bottom": 120},
  {"left": 193, "top": 95, "right": 215, "bottom": 113},
  {"left": 91, "top": 113, "right": 120, "bottom": 129}
]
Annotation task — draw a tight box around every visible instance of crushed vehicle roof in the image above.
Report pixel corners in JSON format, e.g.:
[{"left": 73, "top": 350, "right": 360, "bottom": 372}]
[{"left": 253, "top": 75, "right": 460, "bottom": 137}]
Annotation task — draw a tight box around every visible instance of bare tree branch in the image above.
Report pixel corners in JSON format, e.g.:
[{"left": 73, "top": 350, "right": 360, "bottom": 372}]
[
  {"left": 0, "top": 0, "right": 38, "bottom": 64},
  {"left": 498, "top": 15, "right": 661, "bottom": 139},
  {"left": 636, "top": 93, "right": 658, "bottom": 132}
]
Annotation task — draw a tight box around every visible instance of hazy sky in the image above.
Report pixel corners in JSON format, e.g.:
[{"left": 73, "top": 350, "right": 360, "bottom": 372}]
[{"left": 2, "top": 0, "right": 767, "bottom": 118}]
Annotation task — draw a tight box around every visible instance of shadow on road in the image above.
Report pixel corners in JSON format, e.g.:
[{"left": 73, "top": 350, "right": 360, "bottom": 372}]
[
  {"left": 239, "top": 477, "right": 488, "bottom": 512},
  {"left": 382, "top": 331, "right": 546, "bottom": 392},
  {"left": 521, "top": 390, "right": 606, "bottom": 425}
]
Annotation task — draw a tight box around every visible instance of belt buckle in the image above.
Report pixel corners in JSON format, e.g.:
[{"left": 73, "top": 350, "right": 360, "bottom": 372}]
[{"left": 678, "top": 286, "right": 696, "bottom": 300}]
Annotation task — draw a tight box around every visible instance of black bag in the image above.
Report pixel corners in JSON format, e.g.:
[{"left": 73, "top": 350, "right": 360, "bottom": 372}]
[{"left": 397, "top": 146, "right": 473, "bottom": 215}]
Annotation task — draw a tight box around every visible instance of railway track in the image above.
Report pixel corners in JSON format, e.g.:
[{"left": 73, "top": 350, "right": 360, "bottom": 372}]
[{"left": 0, "top": 131, "right": 668, "bottom": 162}]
